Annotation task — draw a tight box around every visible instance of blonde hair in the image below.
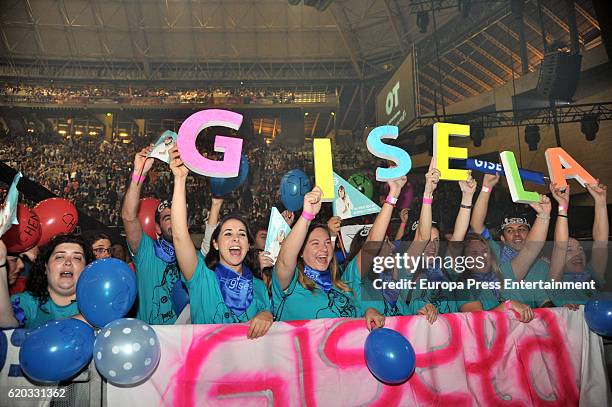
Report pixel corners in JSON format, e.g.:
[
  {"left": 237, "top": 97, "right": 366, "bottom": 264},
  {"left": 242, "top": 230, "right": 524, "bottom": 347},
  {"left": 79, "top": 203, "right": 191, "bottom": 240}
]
[{"left": 463, "top": 233, "right": 503, "bottom": 280}]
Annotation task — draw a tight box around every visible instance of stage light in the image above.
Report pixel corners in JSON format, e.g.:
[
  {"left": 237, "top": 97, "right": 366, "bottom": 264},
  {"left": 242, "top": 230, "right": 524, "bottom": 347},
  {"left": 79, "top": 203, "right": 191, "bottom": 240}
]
[
  {"left": 119, "top": 132, "right": 128, "bottom": 137},
  {"left": 58, "top": 130, "right": 67, "bottom": 135},
  {"left": 89, "top": 131, "right": 97, "bottom": 136},
  {"left": 470, "top": 127, "right": 484, "bottom": 147},
  {"left": 417, "top": 11, "right": 429, "bottom": 33},
  {"left": 580, "top": 114, "right": 599, "bottom": 141},
  {"left": 106, "top": 113, "right": 112, "bottom": 117},
  {"left": 75, "top": 130, "right": 82, "bottom": 135},
  {"left": 330, "top": 111, "right": 335, "bottom": 116},
  {"left": 304, "top": 112, "right": 309, "bottom": 117},
  {"left": 524, "top": 125, "right": 540, "bottom": 151}
]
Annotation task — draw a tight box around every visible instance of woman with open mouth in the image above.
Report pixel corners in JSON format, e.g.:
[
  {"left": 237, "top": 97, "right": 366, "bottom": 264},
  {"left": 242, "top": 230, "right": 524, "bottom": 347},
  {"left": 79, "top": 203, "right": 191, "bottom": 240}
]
[
  {"left": 272, "top": 185, "right": 384, "bottom": 329},
  {"left": 0, "top": 233, "right": 94, "bottom": 329},
  {"left": 547, "top": 181, "right": 608, "bottom": 308},
  {"left": 169, "top": 147, "right": 273, "bottom": 339}
]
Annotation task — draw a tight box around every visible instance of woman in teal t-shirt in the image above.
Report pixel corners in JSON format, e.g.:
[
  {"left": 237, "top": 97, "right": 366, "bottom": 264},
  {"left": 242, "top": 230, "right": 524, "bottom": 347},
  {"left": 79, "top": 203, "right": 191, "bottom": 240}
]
[
  {"left": 548, "top": 181, "right": 608, "bottom": 307},
  {"left": 458, "top": 233, "right": 534, "bottom": 322},
  {"left": 169, "top": 148, "right": 272, "bottom": 339},
  {"left": 1, "top": 234, "right": 95, "bottom": 329},
  {"left": 273, "top": 186, "right": 384, "bottom": 329}
]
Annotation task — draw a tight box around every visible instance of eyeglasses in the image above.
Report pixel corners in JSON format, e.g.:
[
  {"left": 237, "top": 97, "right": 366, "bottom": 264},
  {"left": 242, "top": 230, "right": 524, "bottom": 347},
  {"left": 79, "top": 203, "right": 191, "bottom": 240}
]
[{"left": 93, "top": 248, "right": 111, "bottom": 254}]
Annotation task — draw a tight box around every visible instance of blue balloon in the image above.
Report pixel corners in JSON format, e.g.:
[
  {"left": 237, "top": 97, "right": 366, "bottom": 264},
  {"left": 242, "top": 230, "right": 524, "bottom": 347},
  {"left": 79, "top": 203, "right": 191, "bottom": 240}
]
[
  {"left": 210, "top": 154, "right": 249, "bottom": 197},
  {"left": 280, "top": 169, "right": 311, "bottom": 211},
  {"left": 76, "top": 258, "right": 137, "bottom": 328},
  {"left": 585, "top": 292, "right": 612, "bottom": 337},
  {"left": 19, "top": 319, "right": 94, "bottom": 383},
  {"left": 364, "top": 328, "right": 416, "bottom": 384}
]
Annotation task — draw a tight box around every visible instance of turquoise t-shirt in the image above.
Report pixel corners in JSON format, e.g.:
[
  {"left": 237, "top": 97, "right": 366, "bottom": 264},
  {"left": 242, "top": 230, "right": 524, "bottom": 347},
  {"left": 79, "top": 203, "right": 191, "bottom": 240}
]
[
  {"left": 547, "top": 263, "right": 603, "bottom": 306},
  {"left": 272, "top": 267, "right": 360, "bottom": 321},
  {"left": 132, "top": 234, "right": 182, "bottom": 325},
  {"left": 500, "top": 260, "right": 549, "bottom": 308},
  {"left": 184, "top": 257, "right": 271, "bottom": 324},
  {"left": 343, "top": 258, "right": 408, "bottom": 317},
  {"left": 10, "top": 292, "right": 79, "bottom": 329},
  {"left": 406, "top": 270, "right": 461, "bottom": 315}
]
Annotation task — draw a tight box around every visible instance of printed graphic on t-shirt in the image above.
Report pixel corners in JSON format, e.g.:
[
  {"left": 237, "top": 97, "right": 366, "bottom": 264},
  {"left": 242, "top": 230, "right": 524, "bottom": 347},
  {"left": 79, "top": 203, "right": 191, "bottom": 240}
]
[{"left": 149, "top": 263, "right": 181, "bottom": 324}]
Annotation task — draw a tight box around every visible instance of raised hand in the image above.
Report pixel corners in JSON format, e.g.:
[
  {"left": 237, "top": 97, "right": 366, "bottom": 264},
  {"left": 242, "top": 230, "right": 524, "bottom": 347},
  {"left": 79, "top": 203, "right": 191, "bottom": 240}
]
[
  {"left": 302, "top": 186, "right": 323, "bottom": 216},
  {"left": 549, "top": 182, "right": 570, "bottom": 208},
  {"left": 424, "top": 159, "right": 441, "bottom": 197},
  {"left": 586, "top": 180, "right": 607, "bottom": 204},
  {"left": 399, "top": 208, "right": 410, "bottom": 223},
  {"left": 169, "top": 146, "right": 189, "bottom": 179},
  {"left": 387, "top": 176, "right": 408, "bottom": 197},
  {"left": 459, "top": 171, "right": 477, "bottom": 197},
  {"left": 281, "top": 210, "right": 296, "bottom": 227},
  {"left": 327, "top": 216, "right": 342, "bottom": 237},
  {"left": 482, "top": 173, "right": 500, "bottom": 189},
  {"left": 134, "top": 145, "right": 154, "bottom": 175},
  {"left": 529, "top": 194, "right": 552, "bottom": 216}
]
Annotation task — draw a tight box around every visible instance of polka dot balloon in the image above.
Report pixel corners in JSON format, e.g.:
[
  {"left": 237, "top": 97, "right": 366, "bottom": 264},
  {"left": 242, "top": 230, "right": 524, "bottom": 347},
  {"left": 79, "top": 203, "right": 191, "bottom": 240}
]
[{"left": 93, "top": 318, "right": 161, "bottom": 385}]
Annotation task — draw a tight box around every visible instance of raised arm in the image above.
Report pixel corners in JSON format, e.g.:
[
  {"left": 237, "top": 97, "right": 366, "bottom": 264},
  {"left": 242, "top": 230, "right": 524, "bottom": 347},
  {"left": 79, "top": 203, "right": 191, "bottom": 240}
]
[
  {"left": 451, "top": 172, "right": 477, "bottom": 241},
  {"left": 470, "top": 173, "right": 500, "bottom": 234},
  {"left": 169, "top": 147, "right": 198, "bottom": 281},
  {"left": 355, "top": 177, "right": 407, "bottom": 276},
  {"left": 121, "top": 145, "right": 154, "bottom": 254},
  {"left": 275, "top": 187, "right": 322, "bottom": 290},
  {"left": 0, "top": 240, "right": 18, "bottom": 328},
  {"left": 587, "top": 181, "right": 608, "bottom": 279},
  {"left": 394, "top": 208, "right": 409, "bottom": 241},
  {"left": 549, "top": 183, "right": 570, "bottom": 281},
  {"left": 406, "top": 160, "right": 440, "bottom": 259},
  {"left": 201, "top": 197, "right": 223, "bottom": 256},
  {"left": 510, "top": 195, "right": 551, "bottom": 281}
]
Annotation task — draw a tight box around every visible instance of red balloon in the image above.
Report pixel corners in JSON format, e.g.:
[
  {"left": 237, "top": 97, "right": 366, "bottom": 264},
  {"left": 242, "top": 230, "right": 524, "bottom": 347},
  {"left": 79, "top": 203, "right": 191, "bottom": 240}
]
[
  {"left": 138, "top": 198, "right": 160, "bottom": 240},
  {"left": 33, "top": 198, "right": 79, "bottom": 247},
  {"left": 2, "top": 204, "right": 42, "bottom": 253}
]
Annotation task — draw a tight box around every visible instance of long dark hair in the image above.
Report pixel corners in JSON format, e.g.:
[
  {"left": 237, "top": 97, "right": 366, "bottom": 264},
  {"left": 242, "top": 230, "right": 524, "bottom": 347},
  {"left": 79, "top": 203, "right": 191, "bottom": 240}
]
[
  {"left": 204, "top": 214, "right": 261, "bottom": 279},
  {"left": 25, "top": 233, "right": 95, "bottom": 306}
]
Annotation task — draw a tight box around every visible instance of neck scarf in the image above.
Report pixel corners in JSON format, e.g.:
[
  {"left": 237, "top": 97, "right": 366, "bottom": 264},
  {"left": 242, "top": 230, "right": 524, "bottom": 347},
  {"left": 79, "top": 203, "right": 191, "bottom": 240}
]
[
  {"left": 215, "top": 262, "right": 254, "bottom": 316},
  {"left": 500, "top": 244, "right": 518, "bottom": 264},
  {"left": 303, "top": 265, "right": 333, "bottom": 293},
  {"left": 424, "top": 265, "right": 445, "bottom": 282},
  {"left": 153, "top": 237, "right": 176, "bottom": 263},
  {"left": 563, "top": 270, "right": 593, "bottom": 283},
  {"left": 379, "top": 271, "right": 400, "bottom": 306},
  {"left": 472, "top": 271, "right": 502, "bottom": 302}
]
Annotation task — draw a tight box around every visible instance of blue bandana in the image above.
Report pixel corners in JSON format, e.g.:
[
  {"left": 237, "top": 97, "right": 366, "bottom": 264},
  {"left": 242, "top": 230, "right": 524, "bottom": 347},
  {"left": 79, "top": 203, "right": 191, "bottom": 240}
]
[
  {"left": 500, "top": 245, "right": 518, "bottom": 264},
  {"left": 424, "top": 266, "right": 445, "bottom": 282},
  {"left": 303, "top": 265, "right": 333, "bottom": 293},
  {"left": 472, "top": 271, "right": 502, "bottom": 302},
  {"left": 379, "top": 271, "right": 400, "bottom": 306},
  {"left": 153, "top": 237, "right": 176, "bottom": 263},
  {"left": 563, "top": 271, "right": 593, "bottom": 283},
  {"left": 215, "top": 263, "right": 254, "bottom": 316}
]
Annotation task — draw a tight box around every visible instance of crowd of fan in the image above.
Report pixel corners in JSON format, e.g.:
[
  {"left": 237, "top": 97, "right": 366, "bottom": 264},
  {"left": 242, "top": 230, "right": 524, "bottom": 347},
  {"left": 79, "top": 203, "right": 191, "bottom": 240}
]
[{"left": 1, "top": 84, "right": 319, "bottom": 105}]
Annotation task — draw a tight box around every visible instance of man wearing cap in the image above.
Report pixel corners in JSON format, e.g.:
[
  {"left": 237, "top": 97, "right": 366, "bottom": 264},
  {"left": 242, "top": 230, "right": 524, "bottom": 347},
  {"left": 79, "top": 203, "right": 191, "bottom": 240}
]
[
  {"left": 121, "top": 145, "right": 189, "bottom": 325},
  {"left": 470, "top": 173, "right": 552, "bottom": 308}
]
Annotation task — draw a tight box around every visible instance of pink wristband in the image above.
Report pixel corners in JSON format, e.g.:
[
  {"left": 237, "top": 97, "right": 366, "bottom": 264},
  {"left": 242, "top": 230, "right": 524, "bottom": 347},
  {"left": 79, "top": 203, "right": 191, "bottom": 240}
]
[
  {"left": 558, "top": 205, "right": 567, "bottom": 213},
  {"left": 301, "top": 210, "right": 316, "bottom": 221},
  {"left": 400, "top": 222, "right": 406, "bottom": 228},
  {"left": 131, "top": 172, "right": 145, "bottom": 184},
  {"left": 481, "top": 186, "right": 491, "bottom": 193},
  {"left": 422, "top": 196, "right": 433, "bottom": 205},
  {"left": 385, "top": 195, "right": 398, "bottom": 206}
]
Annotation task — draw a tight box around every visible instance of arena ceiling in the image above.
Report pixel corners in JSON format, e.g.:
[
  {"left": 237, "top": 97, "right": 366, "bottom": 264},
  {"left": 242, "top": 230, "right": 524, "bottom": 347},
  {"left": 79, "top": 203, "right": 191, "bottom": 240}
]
[{"left": 0, "top": 0, "right": 604, "bottom": 124}]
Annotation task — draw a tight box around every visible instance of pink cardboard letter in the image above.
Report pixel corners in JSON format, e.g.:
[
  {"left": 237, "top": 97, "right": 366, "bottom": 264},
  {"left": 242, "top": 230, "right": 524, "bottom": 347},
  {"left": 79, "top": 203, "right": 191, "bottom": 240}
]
[{"left": 177, "top": 109, "right": 244, "bottom": 177}]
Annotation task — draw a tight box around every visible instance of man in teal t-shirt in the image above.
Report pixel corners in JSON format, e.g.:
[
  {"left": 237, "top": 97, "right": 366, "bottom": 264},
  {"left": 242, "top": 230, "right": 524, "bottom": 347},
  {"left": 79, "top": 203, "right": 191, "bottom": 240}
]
[{"left": 121, "top": 147, "right": 189, "bottom": 325}]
